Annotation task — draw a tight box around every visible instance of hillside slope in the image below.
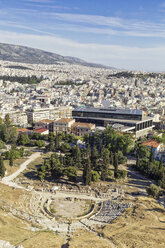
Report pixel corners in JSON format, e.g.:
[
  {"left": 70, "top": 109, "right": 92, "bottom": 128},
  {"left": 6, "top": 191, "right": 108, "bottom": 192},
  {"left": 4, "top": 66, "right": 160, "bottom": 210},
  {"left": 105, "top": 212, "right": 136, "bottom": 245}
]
[{"left": 0, "top": 43, "right": 112, "bottom": 68}]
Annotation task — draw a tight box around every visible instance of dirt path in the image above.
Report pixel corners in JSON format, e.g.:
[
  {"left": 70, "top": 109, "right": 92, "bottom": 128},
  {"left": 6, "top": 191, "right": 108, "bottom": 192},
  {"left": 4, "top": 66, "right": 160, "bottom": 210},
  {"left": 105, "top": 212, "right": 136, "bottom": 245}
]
[{"left": 1, "top": 152, "right": 40, "bottom": 189}]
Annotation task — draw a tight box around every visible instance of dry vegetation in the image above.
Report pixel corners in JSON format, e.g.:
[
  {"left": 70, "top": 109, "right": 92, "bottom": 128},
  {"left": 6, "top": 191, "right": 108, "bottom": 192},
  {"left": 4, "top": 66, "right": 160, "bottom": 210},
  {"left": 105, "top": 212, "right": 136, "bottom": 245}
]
[
  {"left": 0, "top": 155, "right": 165, "bottom": 248},
  {"left": 97, "top": 197, "right": 165, "bottom": 248},
  {"left": 69, "top": 230, "right": 111, "bottom": 248},
  {"left": 0, "top": 182, "right": 165, "bottom": 247},
  {"left": 0, "top": 208, "right": 65, "bottom": 248},
  {"left": 4, "top": 158, "right": 27, "bottom": 176}
]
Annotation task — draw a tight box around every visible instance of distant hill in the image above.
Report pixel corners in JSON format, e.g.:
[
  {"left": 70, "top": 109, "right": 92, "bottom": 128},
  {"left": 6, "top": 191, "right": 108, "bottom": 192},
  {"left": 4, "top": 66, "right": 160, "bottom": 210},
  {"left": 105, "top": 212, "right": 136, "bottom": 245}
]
[{"left": 0, "top": 43, "right": 113, "bottom": 69}]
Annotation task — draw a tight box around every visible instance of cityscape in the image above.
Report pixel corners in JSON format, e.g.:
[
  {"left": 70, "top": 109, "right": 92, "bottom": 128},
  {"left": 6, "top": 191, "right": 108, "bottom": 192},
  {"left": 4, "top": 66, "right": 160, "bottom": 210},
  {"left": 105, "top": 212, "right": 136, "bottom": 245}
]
[{"left": 0, "top": 0, "right": 165, "bottom": 248}]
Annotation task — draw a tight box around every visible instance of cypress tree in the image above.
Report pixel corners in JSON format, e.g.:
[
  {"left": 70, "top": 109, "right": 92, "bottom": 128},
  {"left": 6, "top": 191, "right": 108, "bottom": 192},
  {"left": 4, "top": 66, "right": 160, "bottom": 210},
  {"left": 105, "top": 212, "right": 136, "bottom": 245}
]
[
  {"left": 9, "top": 156, "right": 14, "bottom": 167},
  {"left": 136, "top": 155, "right": 140, "bottom": 168},
  {"left": 91, "top": 146, "right": 99, "bottom": 170},
  {"left": 101, "top": 148, "right": 110, "bottom": 181},
  {"left": 110, "top": 151, "right": 114, "bottom": 165},
  {"left": 86, "top": 144, "right": 91, "bottom": 157},
  {"left": 55, "top": 134, "right": 59, "bottom": 149},
  {"left": 83, "top": 157, "right": 91, "bottom": 185},
  {"left": 0, "top": 156, "right": 6, "bottom": 178},
  {"left": 59, "top": 153, "right": 63, "bottom": 165},
  {"left": 114, "top": 153, "right": 119, "bottom": 178},
  {"left": 159, "top": 154, "right": 163, "bottom": 170},
  {"left": 149, "top": 146, "right": 154, "bottom": 163},
  {"left": 73, "top": 146, "right": 82, "bottom": 168}
]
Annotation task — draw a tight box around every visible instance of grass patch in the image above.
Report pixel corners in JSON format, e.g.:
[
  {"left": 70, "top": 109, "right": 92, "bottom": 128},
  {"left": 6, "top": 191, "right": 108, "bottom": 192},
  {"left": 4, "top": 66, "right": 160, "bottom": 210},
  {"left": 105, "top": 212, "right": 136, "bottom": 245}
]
[{"left": 4, "top": 158, "right": 27, "bottom": 176}]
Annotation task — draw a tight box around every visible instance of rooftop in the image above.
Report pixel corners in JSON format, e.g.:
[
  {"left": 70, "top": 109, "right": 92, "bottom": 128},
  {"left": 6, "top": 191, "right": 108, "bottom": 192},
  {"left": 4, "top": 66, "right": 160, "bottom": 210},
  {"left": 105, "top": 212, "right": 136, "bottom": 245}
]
[
  {"left": 72, "top": 122, "right": 95, "bottom": 128},
  {"left": 35, "top": 128, "right": 48, "bottom": 133},
  {"left": 73, "top": 107, "right": 143, "bottom": 116},
  {"left": 142, "top": 140, "right": 161, "bottom": 148},
  {"left": 36, "top": 119, "right": 54, "bottom": 124},
  {"left": 55, "top": 118, "right": 74, "bottom": 123},
  {"left": 17, "top": 128, "right": 29, "bottom": 132}
]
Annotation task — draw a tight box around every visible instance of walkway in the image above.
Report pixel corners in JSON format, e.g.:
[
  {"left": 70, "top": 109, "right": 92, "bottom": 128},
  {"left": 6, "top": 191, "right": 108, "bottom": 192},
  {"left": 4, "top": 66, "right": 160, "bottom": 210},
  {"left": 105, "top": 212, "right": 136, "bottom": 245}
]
[{"left": 1, "top": 152, "right": 40, "bottom": 188}]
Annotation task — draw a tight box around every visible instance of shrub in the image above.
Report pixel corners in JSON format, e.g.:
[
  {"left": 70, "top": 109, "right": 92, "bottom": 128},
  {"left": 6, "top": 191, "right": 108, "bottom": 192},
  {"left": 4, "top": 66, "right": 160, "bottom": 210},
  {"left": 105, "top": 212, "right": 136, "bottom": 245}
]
[
  {"left": 115, "top": 170, "right": 128, "bottom": 179},
  {"left": 91, "top": 170, "right": 100, "bottom": 182},
  {"left": 146, "top": 184, "right": 161, "bottom": 199}
]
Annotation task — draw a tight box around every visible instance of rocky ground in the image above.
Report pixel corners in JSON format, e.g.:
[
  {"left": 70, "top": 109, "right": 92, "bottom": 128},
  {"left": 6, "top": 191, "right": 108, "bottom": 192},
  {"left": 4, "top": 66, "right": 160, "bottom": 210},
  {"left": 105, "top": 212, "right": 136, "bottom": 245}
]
[{"left": 0, "top": 155, "right": 164, "bottom": 247}]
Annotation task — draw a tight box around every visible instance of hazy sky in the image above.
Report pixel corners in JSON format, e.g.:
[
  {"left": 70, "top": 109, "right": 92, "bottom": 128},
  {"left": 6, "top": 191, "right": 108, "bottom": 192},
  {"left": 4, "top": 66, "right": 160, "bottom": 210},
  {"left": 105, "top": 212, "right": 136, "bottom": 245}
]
[{"left": 0, "top": 0, "right": 165, "bottom": 71}]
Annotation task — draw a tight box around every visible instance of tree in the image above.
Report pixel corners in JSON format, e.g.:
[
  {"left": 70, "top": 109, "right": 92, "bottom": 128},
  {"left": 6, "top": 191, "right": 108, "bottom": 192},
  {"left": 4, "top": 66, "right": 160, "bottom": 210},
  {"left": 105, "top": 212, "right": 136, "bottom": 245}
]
[
  {"left": 101, "top": 148, "right": 110, "bottom": 180},
  {"left": 0, "top": 124, "right": 9, "bottom": 143},
  {"left": 137, "top": 145, "right": 150, "bottom": 159},
  {"left": 36, "top": 140, "right": 45, "bottom": 148},
  {"left": 83, "top": 157, "right": 91, "bottom": 185},
  {"left": 109, "top": 151, "right": 114, "bottom": 165},
  {"left": 9, "top": 156, "right": 14, "bottom": 167},
  {"left": 149, "top": 146, "right": 154, "bottom": 163},
  {"left": 158, "top": 168, "right": 165, "bottom": 189},
  {"left": 85, "top": 144, "right": 91, "bottom": 157},
  {"left": 91, "top": 170, "right": 100, "bottom": 182},
  {"left": 91, "top": 146, "right": 99, "bottom": 170},
  {"left": 83, "top": 134, "right": 89, "bottom": 145},
  {"left": 71, "top": 145, "right": 82, "bottom": 168},
  {"left": 64, "top": 166, "right": 77, "bottom": 182},
  {"left": 8, "top": 127, "right": 18, "bottom": 144},
  {"left": 159, "top": 154, "right": 163, "bottom": 170},
  {"left": 48, "top": 140, "right": 54, "bottom": 152},
  {"left": 136, "top": 155, "right": 140, "bottom": 168},
  {"left": 61, "top": 142, "right": 71, "bottom": 153},
  {"left": 115, "top": 170, "right": 128, "bottom": 179},
  {"left": 146, "top": 184, "right": 161, "bottom": 199},
  {"left": 0, "top": 117, "right": 3, "bottom": 125},
  {"left": 55, "top": 134, "right": 60, "bottom": 149},
  {"left": 51, "top": 156, "right": 64, "bottom": 179},
  {"left": 93, "top": 131, "right": 102, "bottom": 150},
  {"left": 117, "top": 150, "right": 127, "bottom": 164},
  {"left": 114, "top": 152, "right": 119, "bottom": 178},
  {"left": 0, "top": 156, "right": 6, "bottom": 178},
  {"left": 4, "top": 114, "right": 11, "bottom": 127},
  {"left": 0, "top": 139, "right": 5, "bottom": 149},
  {"left": 17, "top": 133, "right": 30, "bottom": 146},
  {"left": 19, "top": 147, "right": 24, "bottom": 157}
]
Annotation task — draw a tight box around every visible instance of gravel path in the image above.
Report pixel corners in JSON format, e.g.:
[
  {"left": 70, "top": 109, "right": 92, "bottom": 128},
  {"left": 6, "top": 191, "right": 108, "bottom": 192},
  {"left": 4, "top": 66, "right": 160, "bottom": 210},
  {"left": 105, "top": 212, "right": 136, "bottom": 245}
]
[{"left": 1, "top": 152, "right": 40, "bottom": 188}]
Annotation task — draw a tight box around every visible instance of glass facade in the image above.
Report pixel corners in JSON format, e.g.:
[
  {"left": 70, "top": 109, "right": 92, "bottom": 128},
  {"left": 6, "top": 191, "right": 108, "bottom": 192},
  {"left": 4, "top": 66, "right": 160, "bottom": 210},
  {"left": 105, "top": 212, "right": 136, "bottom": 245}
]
[{"left": 72, "top": 110, "right": 142, "bottom": 121}]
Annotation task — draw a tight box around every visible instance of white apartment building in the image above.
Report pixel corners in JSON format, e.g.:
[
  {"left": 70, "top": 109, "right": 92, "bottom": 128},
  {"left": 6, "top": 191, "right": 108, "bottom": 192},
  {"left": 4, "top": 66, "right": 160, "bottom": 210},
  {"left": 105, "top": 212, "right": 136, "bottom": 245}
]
[
  {"left": 54, "top": 118, "right": 75, "bottom": 134},
  {"left": 26, "top": 106, "right": 72, "bottom": 123}
]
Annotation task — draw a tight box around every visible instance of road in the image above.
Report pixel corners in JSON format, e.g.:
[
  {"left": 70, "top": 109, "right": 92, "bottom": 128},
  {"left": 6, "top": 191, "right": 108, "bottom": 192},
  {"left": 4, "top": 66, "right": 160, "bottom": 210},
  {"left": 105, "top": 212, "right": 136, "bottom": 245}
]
[{"left": 1, "top": 152, "right": 40, "bottom": 189}]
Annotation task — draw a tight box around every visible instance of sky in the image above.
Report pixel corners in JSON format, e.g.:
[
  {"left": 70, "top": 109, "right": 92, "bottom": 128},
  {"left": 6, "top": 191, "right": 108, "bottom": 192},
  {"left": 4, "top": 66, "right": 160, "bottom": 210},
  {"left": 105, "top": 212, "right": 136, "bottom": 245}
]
[{"left": 0, "top": 0, "right": 165, "bottom": 71}]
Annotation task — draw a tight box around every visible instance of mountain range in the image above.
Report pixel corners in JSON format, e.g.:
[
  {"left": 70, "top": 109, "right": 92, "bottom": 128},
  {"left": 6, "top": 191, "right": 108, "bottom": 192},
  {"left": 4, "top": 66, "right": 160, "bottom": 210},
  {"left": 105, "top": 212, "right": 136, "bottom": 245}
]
[{"left": 0, "top": 43, "right": 112, "bottom": 69}]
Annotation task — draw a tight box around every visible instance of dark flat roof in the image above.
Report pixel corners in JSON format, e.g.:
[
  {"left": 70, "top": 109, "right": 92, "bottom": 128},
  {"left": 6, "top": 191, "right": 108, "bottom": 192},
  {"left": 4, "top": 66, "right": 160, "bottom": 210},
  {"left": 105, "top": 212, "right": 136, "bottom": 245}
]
[{"left": 73, "top": 107, "right": 142, "bottom": 116}]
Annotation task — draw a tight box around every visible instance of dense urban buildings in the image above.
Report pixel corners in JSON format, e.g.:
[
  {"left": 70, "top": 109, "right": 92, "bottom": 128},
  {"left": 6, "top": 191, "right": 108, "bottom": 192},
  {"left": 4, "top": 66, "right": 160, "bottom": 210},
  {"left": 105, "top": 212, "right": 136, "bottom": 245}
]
[
  {"left": 73, "top": 107, "right": 154, "bottom": 137},
  {"left": 0, "top": 60, "right": 165, "bottom": 134}
]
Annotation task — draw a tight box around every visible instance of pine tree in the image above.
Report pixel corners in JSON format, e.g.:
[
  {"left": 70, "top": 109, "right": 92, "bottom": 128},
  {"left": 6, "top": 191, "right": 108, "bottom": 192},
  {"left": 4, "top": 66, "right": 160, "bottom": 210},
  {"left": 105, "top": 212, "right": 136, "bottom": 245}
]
[{"left": 0, "top": 156, "right": 6, "bottom": 178}]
